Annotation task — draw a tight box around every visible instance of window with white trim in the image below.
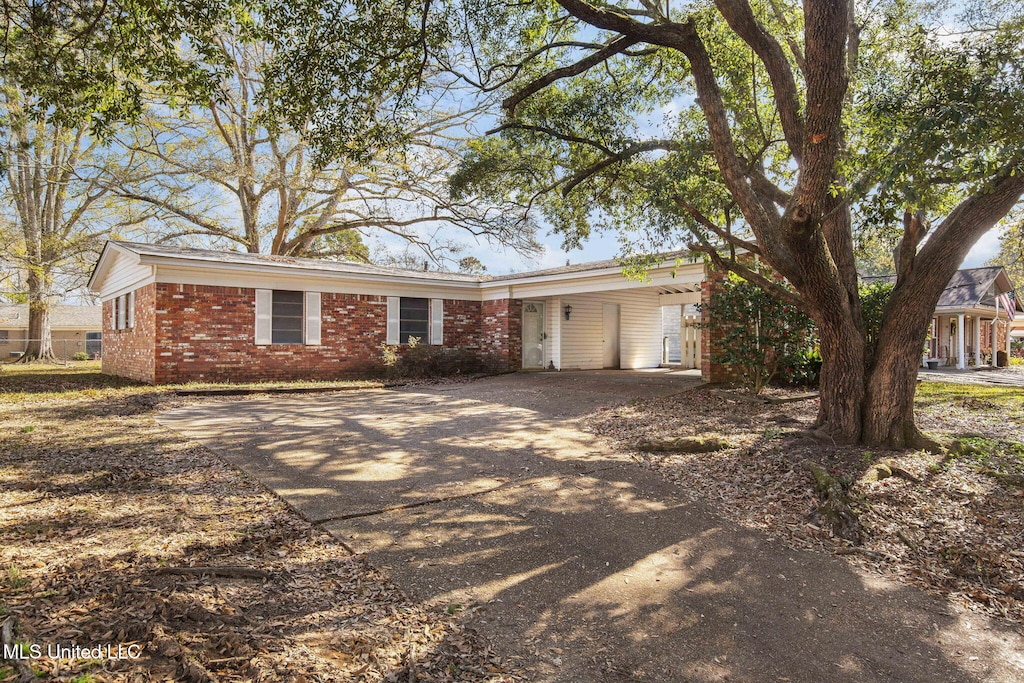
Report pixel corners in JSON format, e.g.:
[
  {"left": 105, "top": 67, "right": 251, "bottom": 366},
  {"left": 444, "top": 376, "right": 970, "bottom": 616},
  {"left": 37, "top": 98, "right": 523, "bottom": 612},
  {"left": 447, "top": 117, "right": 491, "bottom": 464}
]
[
  {"left": 386, "top": 297, "right": 443, "bottom": 345},
  {"left": 254, "top": 289, "right": 321, "bottom": 346},
  {"left": 114, "top": 291, "right": 134, "bottom": 330}
]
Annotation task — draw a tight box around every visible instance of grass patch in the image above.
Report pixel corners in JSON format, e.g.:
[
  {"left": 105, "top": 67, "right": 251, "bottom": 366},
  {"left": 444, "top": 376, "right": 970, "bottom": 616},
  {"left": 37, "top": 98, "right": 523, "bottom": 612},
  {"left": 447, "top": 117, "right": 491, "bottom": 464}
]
[{"left": 915, "top": 381, "right": 1024, "bottom": 411}]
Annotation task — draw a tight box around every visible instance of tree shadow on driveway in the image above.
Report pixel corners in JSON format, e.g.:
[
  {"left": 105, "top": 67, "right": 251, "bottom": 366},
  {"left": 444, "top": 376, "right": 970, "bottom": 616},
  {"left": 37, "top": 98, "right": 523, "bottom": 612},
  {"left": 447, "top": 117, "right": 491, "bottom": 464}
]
[{"left": 157, "top": 376, "right": 1024, "bottom": 683}]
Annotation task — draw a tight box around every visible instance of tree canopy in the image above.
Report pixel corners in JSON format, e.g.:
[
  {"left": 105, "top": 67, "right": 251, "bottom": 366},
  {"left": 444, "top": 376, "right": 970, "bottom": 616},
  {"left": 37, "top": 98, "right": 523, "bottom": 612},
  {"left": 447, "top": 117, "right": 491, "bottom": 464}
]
[{"left": 270, "top": 0, "right": 1024, "bottom": 445}]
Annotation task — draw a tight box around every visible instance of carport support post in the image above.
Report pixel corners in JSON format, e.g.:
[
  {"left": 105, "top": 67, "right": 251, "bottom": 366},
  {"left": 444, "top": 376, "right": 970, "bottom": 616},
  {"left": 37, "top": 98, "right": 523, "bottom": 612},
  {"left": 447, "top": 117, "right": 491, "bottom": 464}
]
[
  {"left": 957, "top": 314, "right": 966, "bottom": 369},
  {"left": 550, "top": 297, "right": 561, "bottom": 370}
]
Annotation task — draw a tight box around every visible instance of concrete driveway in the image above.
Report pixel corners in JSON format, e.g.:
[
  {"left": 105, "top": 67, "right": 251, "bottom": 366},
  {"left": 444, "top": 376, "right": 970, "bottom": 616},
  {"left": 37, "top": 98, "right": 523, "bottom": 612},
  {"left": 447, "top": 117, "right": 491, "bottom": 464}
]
[{"left": 157, "top": 371, "right": 1024, "bottom": 683}]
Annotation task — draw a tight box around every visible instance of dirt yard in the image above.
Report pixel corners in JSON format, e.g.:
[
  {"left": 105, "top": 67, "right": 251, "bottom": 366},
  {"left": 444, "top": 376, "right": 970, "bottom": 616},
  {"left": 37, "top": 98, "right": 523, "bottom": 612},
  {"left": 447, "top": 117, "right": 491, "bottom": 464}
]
[
  {"left": 0, "top": 363, "right": 521, "bottom": 682},
  {"left": 4, "top": 363, "right": 1023, "bottom": 681},
  {"left": 582, "top": 381, "right": 1024, "bottom": 626}
]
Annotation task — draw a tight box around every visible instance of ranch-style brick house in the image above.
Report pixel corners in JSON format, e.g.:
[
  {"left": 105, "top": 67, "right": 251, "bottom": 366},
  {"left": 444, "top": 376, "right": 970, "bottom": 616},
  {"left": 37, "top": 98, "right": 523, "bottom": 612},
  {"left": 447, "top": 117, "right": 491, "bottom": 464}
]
[
  {"left": 89, "top": 241, "right": 1022, "bottom": 385},
  {"left": 88, "top": 241, "right": 709, "bottom": 384}
]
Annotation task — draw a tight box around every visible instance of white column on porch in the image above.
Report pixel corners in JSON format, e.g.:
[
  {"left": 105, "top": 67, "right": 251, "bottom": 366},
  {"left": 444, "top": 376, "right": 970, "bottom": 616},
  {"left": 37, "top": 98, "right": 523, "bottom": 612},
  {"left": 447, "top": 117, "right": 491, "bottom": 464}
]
[
  {"left": 957, "top": 313, "right": 966, "bottom": 369},
  {"left": 973, "top": 316, "right": 982, "bottom": 367},
  {"left": 992, "top": 316, "right": 999, "bottom": 366}
]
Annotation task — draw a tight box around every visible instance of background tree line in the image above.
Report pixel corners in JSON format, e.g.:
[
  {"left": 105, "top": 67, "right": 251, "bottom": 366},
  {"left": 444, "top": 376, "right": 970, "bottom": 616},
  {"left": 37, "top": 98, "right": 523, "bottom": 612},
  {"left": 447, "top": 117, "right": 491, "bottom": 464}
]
[{"left": 0, "top": 2, "right": 539, "bottom": 360}]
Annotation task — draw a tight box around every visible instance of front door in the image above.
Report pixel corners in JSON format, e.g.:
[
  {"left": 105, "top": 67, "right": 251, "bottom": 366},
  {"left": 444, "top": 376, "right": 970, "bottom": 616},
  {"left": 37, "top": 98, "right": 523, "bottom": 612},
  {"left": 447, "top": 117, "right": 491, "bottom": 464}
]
[
  {"left": 522, "top": 301, "right": 545, "bottom": 369},
  {"left": 603, "top": 303, "right": 620, "bottom": 369}
]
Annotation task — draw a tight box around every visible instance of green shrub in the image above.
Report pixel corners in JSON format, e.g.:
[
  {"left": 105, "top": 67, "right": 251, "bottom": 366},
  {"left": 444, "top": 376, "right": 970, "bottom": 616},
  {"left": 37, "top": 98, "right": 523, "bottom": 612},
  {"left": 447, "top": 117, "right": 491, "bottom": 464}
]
[
  {"left": 379, "top": 337, "right": 497, "bottom": 380},
  {"left": 72, "top": 352, "right": 91, "bottom": 361},
  {"left": 701, "top": 271, "right": 817, "bottom": 393},
  {"left": 781, "top": 346, "right": 822, "bottom": 387}
]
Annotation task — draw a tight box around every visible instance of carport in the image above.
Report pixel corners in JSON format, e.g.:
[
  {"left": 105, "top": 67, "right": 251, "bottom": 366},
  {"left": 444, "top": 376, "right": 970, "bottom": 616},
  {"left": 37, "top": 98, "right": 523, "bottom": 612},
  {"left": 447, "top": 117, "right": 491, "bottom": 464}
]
[{"left": 480, "top": 254, "right": 705, "bottom": 372}]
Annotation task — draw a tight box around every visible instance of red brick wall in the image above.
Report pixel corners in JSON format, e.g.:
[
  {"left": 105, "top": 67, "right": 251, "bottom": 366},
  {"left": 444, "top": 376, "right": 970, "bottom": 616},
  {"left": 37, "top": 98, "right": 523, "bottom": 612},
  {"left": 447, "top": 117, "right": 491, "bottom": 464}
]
[
  {"left": 152, "top": 284, "right": 395, "bottom": 383},
  {"left": 101, "top": 285, "right": 532, "bottom": 383},
  {"left": 101, "top": 284, "right": 156, "bottom": 382},
  {"left": 700, "top": 272, "right": 736, "bottom": 383},
  {"left": 481, "top": 299, "right": 522, "bottom": 370},
  {"left": 441, "top": 299, "right": 482, "bottom": 351}
]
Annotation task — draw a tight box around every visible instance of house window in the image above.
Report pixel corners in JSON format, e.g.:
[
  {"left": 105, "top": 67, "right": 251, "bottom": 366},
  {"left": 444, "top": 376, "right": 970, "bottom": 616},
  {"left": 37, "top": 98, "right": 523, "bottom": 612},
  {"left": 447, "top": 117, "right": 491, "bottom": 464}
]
[
  {"left": 399, "top": 297, "right": 429, "bottom": 344},
  {"left": 0, "top": 330, "right": 8, "bottom": 342},
  {"left": 271, "top": 290, "right": 304, "bottom": 344},
  {"left": 114, "top": 292, "right": 134, "bottom": 330},
  {"left": 86, "top": 332, "right": 102, "bottom": 356}
]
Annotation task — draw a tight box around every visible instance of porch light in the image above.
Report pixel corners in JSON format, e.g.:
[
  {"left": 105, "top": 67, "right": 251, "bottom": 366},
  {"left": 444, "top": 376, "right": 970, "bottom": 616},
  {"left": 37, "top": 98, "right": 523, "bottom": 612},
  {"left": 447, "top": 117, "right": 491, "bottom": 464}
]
[{"left": 563, "top": 304, "right": 572, "bottom": 320}]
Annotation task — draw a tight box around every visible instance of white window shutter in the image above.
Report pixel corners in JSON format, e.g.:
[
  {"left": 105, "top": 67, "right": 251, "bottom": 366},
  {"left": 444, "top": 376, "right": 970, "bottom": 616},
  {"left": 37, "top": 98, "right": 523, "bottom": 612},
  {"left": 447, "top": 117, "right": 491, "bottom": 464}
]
[
  {"left": 126, "top": 291, "right": 134, "bottom": 328},
  {"left": 255, "top": 289, "right": 272, "bottom": 345},
  {"left": 117, "top": 295, "right": 126, "bottom": 330},
  {"left": 430, "top": 299, "right": 443, "bottom": 345},
  {"left": 386, "top": 296, "right": 400, "bottom": 345},
  {"left": 304, "top": 291, "right": 321, "bottom": 345}
]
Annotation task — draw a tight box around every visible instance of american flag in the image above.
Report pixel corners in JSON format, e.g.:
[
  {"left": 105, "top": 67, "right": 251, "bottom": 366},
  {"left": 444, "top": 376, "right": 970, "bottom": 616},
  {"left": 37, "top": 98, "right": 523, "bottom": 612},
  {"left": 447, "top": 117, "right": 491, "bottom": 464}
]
[{"left": 998, "top": 291, "right": 1016, "bottom": 321}]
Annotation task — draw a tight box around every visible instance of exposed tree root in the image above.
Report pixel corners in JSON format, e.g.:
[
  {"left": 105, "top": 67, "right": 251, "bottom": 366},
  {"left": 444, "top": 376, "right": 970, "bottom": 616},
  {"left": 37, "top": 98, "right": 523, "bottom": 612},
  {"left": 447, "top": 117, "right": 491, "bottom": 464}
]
[
  {"left": 637, "top": 436, "right": 731, "bottom": 453},
  {"left": 858, "top": 459, "right": 921, "bottom": 485},
  {"left": 12, "top": 352, "right": 58, "bottom": 364},
  {"left": 804, "top": 460, "right": 863, "bottom": 544}
]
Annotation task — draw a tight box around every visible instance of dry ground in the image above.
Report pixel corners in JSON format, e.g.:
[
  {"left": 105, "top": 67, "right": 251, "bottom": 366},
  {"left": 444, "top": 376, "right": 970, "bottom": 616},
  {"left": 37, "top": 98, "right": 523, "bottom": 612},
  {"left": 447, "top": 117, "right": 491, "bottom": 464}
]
[
  {"left": 0, "top": 362, "right": 521, "bottom": 682},
  {"left": 582, "top": 380, "right": 1024, "bottom": 626},
  {"left": 4, "top": 362, "right": 1023, "bottom": 681}
]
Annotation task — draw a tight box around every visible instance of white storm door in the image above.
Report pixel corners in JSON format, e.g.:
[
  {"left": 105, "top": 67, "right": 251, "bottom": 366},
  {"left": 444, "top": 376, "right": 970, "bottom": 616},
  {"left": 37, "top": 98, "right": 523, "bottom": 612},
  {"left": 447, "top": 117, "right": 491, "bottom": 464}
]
[{"left": 522, "top": 301, "right": 546, "bottom": 369}]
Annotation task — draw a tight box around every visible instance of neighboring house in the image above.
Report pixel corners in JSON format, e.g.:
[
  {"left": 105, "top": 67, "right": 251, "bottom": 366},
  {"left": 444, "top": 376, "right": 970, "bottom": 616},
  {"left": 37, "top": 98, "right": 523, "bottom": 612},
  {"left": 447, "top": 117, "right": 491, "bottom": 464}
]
[
  {"left": 0, "top": 304, "right": 103, "bottom": 359},
  {"left": 863, "top": 267, "right": 1022, "bottom": 368},
  {"left": 87, "top": 241, "right": 707, "bottom": 384}
]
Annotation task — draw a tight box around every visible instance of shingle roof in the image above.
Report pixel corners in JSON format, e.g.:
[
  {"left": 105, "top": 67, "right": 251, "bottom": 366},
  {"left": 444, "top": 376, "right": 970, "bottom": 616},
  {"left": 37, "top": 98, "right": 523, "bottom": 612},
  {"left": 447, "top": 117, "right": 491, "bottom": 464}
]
[
  {"left": 109, "top": 241, "right": 485, "bottom": 283},
  {"left": 0, "top": 304, "right": 102, "bottom": 329},
  {"left": 487, "top": 249, "right": 695, "bottom": 281},
  {"left": 861, "top": 266, "right": 1017, "bottom": 309},
  {"left": 936, "top": 266, "right": 1005, "bottom": 308},
  {"left": 106, "top": 241, "right": 694, "bottom": 284}
]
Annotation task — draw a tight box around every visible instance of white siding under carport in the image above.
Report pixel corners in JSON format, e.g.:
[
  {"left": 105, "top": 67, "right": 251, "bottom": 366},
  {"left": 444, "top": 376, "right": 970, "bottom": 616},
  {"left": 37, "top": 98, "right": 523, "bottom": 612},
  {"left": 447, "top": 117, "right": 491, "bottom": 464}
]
[{"left": 556, "top": 289, "right": 662, "bottom": 369}]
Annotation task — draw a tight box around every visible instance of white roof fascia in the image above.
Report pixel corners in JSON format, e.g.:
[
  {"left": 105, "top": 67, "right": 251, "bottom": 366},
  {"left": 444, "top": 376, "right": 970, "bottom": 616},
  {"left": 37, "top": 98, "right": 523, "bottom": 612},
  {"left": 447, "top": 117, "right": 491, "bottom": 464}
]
[
  {"left": 139, "top": 253, "right": 482, "bottom": 292},
  {"left": 88, "top": 242, "right": 141, "bottom": 293},
  {"left": 480, "top": 262, "right": 704, "bottom": 300}
]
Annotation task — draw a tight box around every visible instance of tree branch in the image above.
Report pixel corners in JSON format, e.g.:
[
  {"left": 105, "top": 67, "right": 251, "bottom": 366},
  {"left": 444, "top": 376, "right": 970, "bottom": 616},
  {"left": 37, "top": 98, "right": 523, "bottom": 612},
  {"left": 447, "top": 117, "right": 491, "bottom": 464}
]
[
  {"left": 714, "top": 0, "right": 805, "bottom": 162},
  {"left": 690, "top": 242, "right": 806, "bottom": 311},
  {"left": 674, "top": 196, "right": 762, "bottom": 256},
  {"left": 503, "top": 35, "right": 640, "bottom": 115},
  {"left": 561, "top": 139, "right": 681, "bottom": 195}
]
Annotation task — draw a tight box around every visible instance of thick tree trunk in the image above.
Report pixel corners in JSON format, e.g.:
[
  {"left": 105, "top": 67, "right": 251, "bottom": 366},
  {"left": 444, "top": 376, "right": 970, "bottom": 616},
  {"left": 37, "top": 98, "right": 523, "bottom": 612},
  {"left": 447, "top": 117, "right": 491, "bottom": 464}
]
[
  {"left": 861, "top": 286, "right": 940, "bottom": 449},
  {"left": 20, "top": 271, "right": 55, "bottom": 362},
  {"left": 862, "top": 350, "right": 926, "bottom": 449},
  {"left": 814, "top": 308, "right": 865, "bottom": 443}
]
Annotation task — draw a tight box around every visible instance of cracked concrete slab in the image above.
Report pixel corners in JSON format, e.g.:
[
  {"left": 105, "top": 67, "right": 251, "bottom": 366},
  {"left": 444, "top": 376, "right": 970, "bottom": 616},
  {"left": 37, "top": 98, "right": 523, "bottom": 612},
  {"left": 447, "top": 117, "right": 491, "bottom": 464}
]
[{"left": 157, "top": 371, "right": 1024, "bottom": 682}]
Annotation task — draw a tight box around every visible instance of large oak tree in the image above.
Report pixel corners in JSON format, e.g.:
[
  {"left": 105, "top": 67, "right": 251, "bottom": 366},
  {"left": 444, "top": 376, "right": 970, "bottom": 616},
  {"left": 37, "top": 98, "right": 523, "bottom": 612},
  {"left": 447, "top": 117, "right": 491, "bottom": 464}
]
[
  {"left": 108, "top": 33, "right": 539, "bottom": 263},
  {"left": 430, "top": 0, "right": 1024, "bottom": 447}
]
